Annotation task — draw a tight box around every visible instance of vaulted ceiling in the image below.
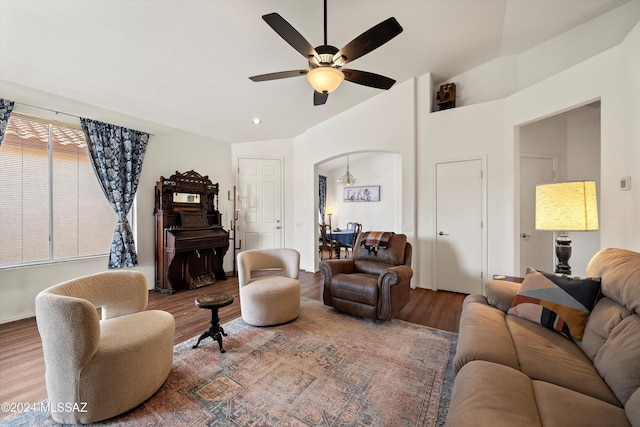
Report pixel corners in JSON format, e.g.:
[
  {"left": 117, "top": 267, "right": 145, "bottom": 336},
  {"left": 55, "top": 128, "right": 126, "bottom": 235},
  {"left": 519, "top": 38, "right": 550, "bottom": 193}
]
[{"left": 0, "top": 0, "right": 634, "bottom": 143}]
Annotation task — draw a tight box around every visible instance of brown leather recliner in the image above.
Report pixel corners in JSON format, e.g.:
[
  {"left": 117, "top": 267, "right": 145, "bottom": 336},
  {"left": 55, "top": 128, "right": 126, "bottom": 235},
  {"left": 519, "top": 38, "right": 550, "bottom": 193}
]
[{"left": 319, "top": 232, "right": 413, "bottom": 321}]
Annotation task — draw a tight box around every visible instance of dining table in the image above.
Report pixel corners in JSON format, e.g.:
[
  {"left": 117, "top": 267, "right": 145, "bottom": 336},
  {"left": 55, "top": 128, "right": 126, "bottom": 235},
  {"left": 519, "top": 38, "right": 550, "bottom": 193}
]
[{"left": 331, "top": 229, "right": 355, "bottom": 258}]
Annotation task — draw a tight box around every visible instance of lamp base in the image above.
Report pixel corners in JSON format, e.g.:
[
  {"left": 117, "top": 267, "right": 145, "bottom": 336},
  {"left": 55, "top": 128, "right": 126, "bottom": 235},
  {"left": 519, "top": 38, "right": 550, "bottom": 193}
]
[{"left": 555, "top": 235, "right": 572, "bottom": 275}]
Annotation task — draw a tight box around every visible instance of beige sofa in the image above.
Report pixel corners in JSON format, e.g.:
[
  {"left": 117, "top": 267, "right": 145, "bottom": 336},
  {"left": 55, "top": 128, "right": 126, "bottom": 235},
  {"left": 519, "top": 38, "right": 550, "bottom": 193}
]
[{"left": 446, "top": 248, "right": 640, "bottom": 427}]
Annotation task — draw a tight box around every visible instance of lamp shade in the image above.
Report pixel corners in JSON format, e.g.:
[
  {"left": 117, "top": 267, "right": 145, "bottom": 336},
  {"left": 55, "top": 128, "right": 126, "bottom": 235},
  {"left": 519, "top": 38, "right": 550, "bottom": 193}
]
[
  {"left": 306, "top": 67, "right": 344, "bottom": 94},
  {"left": 535, "top": 181, "right": 599, "bottom": 231}
]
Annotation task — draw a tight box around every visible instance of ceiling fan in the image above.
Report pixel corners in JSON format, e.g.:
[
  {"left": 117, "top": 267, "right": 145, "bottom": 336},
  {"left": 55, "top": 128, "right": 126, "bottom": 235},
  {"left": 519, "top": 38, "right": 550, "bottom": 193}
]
[{"left": 249, "top": 0, "right": 403, "bottom": 106}]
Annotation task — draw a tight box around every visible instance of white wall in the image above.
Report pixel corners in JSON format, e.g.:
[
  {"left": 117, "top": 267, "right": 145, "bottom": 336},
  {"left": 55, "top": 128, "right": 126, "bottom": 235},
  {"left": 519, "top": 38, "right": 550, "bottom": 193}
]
[
  {"left": 508, "top": 39, "right": 639, "bottom": 260},
  {"left": 419, "top": 20, "right": 639, "bottom": 286},
  {"left": 565, "top": 106, "right": 601, "bottom": 276},
  {"left": 518, "top": 105, "right": 601, "bottom": 276},
  {"left": 419, "top": 98, "right": 507, "bottom": 289},
  {"left": 619, "top": 17, "right": 640, "bottom": 250},
  {"left": 136, "top": 131, "right": 233, "bottom": 284},
  {"left": 0, "top": 82, "right": 233, "bottom": 323},
  {"left": 519, "top": 113, "right": 568, "bottom": 180},
  {"left": 322, "top": 153, "right": 400, "bottom": 232},
  {"left": 293, "top": 79, "right": 417, "bottom": 275},
  {"left": 435, "top": 2, "right": 640, "bottom": 109},
  {"left": 228, "top": 82, "right": 414, "bottom": 279}
]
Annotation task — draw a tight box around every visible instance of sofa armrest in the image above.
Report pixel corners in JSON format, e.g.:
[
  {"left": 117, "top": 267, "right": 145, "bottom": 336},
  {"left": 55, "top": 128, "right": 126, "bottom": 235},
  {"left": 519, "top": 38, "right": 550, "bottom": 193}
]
[{"left": 485, "top": 280, "right": 521, "bottom": 312}]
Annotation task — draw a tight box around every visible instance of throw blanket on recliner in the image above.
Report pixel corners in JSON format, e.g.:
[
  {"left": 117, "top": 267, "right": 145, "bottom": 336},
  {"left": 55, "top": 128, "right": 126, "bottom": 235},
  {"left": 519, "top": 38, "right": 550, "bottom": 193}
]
[{"left": 360, "top": 231, "right": 394, "bottom": 255}]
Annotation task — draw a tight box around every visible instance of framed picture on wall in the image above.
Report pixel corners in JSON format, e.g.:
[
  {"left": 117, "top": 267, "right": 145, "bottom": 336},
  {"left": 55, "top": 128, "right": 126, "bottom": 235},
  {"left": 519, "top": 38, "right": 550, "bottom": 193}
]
[{"left": 343, "top": 186, "right": 380, "bottom": 202}]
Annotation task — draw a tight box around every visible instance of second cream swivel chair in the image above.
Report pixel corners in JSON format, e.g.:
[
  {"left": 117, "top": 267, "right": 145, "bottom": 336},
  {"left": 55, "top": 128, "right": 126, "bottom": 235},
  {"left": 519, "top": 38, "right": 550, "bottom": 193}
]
[{"left": 237, "top": 248, "right": 301, "bottom": 326}]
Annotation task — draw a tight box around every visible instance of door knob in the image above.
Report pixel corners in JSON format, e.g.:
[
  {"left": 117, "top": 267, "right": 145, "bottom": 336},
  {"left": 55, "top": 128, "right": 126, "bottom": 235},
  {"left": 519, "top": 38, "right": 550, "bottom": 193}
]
[
  {"left": 438, "top": 231, "right": 450, "bottom": 236},
  {"left": 521, "top": 233, "right": 532, "bottom": 239},
  {"left": 275, "top": 226, "right": 281, "bottom": 229}
]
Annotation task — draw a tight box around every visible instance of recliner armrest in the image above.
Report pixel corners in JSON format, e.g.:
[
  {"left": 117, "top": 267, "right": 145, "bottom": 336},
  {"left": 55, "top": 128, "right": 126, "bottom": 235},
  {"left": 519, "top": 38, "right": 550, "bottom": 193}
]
[
  {"left": 319, "top": 259, "right": 354, "bottom": 283},
  {"left": 485, "top": 280, "right": 521, "bottom": 312},
  {"left": 377, "top": 265, "right": 413, "bottom": 320},
  {"left": 378, "top": 265, "right": 413, "bottom": 288},
  {"left": 319, "top": 259, "right": 355, "bottom": 307}
]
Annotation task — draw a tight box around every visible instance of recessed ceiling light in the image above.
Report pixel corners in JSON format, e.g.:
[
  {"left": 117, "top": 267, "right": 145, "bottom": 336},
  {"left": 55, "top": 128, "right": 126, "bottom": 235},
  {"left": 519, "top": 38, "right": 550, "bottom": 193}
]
[{"left": 252, "top": 118, "right": 262, "bottom": 125}]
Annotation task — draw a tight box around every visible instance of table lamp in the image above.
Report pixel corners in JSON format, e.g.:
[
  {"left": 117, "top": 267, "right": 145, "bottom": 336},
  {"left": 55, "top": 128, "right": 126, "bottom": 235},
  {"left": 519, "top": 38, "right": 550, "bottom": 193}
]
[{"left": 535, "top": 181, "right": 599, "bottom": 275}]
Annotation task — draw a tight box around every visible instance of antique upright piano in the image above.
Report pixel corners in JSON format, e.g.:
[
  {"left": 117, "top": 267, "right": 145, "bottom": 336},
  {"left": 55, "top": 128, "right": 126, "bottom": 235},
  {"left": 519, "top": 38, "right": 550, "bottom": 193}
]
[{"left": 155, "top": 170, "right": 229, "bottom": 293}]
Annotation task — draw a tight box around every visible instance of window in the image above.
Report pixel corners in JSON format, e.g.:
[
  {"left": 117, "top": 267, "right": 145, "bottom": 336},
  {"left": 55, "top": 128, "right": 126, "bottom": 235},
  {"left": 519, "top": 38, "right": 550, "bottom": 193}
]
[{"left": 0, "top": 114, "right": 116, "bottom": 267}]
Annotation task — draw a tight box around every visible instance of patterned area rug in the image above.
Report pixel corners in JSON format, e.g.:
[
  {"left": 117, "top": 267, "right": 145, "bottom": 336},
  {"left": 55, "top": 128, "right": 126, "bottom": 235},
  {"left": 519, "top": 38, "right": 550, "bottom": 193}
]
[{"left": 2, "top": 298, "right": 457, "bottom": 426}]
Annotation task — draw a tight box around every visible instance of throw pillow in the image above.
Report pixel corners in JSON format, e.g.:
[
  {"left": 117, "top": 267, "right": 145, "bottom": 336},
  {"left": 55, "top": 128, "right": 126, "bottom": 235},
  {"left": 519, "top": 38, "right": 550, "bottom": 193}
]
[{"left": 507, "top": 268, "right": 601, "bottom": 340}]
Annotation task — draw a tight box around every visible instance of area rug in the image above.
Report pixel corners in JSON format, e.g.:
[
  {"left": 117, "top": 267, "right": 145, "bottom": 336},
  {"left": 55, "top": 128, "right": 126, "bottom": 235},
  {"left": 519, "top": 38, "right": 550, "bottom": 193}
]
[{"left": 1, "top": 298, "right": 457, "bottom": 426}]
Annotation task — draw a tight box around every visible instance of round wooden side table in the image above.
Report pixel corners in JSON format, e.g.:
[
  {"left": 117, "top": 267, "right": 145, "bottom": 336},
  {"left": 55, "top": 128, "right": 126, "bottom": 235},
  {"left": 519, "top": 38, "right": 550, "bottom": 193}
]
[{"left": 192, "top": 292, "right": 234, "bottom": 352}]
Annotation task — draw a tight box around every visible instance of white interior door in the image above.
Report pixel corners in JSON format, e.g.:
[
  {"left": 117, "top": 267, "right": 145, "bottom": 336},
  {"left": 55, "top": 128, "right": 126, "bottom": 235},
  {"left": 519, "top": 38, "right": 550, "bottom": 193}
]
[
  {"left": 435, "top": 159, "right": 483, "bottom": 294},
  {"left": 519, "top": 155, "right": 556, "bottom": 276},
  {"left": 238, "top": 158, "right": 283, "bottom": 251}
]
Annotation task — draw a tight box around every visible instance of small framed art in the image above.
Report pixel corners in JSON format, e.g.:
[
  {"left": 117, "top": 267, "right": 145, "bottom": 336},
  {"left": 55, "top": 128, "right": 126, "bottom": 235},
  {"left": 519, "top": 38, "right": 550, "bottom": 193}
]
[{"left": 343, "top": 186, "right": 380, "bottom": 202}]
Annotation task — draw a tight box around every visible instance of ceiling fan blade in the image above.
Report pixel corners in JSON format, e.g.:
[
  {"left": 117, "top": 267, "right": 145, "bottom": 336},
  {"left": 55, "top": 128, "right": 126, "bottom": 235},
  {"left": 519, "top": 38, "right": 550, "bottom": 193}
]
[
  {"left": 249, "top": 70, "right": 308, "bottom": 82},
  {"left": 333, "top": 17, "right": 403, "bottom": 66},
  {"left": 343, "top": 69, "right": 396, "bottom": 90},
  {"left": 262, "top": 13, "right": 319, "bottom": 61},
  {"left": 314, "top": 91, "right": 328, "bottom": 106}
]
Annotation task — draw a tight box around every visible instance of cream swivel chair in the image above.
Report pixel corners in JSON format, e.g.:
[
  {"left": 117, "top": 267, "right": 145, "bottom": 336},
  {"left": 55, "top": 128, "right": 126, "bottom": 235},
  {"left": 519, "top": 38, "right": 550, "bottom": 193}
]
[
  {"left": 237, "top": 248, "right": 301, "bottom": 326},
  {"left": 35, "top": 271, "right": 175, "bottom": 424}
]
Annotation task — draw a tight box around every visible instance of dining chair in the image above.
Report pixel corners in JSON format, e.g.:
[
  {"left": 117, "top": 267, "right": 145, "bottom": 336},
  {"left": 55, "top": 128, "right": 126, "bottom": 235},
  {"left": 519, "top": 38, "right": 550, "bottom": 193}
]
[
  {"left": 343, "top": 222, "right": 362, "bottom": 258},
  {"left": 319, "top": 224, "right": 336, "bottom": 260}
]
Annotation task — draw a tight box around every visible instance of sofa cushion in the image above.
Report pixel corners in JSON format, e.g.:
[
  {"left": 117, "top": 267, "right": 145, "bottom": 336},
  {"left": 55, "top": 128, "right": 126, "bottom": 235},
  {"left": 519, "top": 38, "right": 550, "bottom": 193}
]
[
  {"left": 507, "top": 268, "right": 601, "bottom": 340},
  {"left": 453, "top": 295, "right": 519, "bottom": 373},
  {"left": 330, "top": 273, "right": 378, "bottom": 305},
  {"left": 594, "top": 314, "right": 640, "bottom": 405},
  {"left": 446, "top": 361, "right": 542, "bottom": 427},
  {"left": 532, "top": 380, "right": 630, "bottom": 427},
  {"left": 586, "top": 247, "right": 640, "bottom": 314},
  {"left": 485, "top": 279, "right": 521, "bottom": 312},
  {"left": 354, "top": 260, "right": 397, "bottom": 276},
  {"left": 626, "top": 388, "right": 640, "bottom": 427},
  {"left": 581, "top": 297, "right": 632, "bottom": 361},
  {"left": 506, "top": 314, "right": 620, "bottom": 406}
]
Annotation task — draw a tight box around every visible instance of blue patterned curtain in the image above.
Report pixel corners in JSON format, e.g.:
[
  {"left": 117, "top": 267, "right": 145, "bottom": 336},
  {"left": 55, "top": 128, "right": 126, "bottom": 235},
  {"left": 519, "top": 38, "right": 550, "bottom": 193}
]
[
  {"left": 80, "top": 118, "right": 149, "bottom": 268},
  {"left": 319, "top": 175, "right": 327, "bottom": 224},
  {"left": 0, "top": 99, "right": 15, "bottom": 146}
]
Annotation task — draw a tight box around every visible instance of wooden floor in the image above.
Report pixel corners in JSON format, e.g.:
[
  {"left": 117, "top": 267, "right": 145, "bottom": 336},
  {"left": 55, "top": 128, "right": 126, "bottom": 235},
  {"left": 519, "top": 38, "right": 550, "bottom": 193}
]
[{"left": 0, "top": 270, "right": 465, "bottom": 417}]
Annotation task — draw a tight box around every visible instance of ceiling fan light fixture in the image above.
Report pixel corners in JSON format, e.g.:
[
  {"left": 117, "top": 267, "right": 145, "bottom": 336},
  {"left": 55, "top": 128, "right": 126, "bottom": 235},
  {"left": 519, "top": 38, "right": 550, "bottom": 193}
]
[{"left": 306, "top": 66, "right": 344, "bottom": 94}]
